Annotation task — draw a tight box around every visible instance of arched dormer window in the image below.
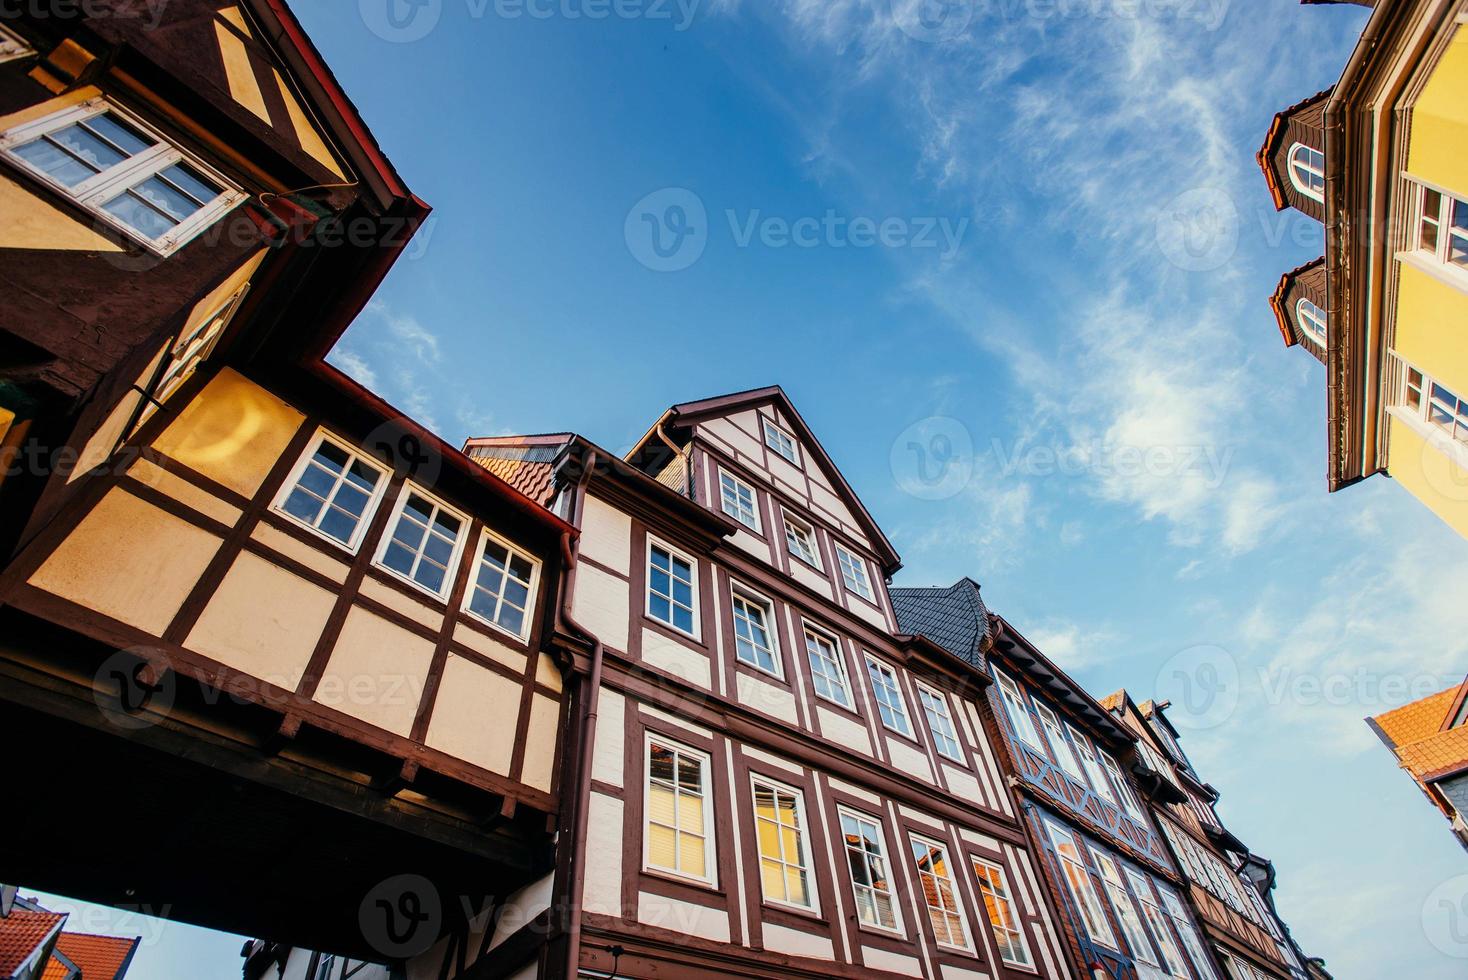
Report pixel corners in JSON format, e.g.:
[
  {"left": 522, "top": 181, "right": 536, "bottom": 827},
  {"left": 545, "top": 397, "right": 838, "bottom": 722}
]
[
  {"left": 1288, "top": 143, "right": 1325, "bottom": 203},
  {"left": 1296, "top": 298, "right": 1327, "bottom": 346}
]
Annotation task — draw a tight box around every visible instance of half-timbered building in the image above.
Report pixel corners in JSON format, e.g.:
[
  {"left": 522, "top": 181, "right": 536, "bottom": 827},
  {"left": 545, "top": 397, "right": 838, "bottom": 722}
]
[
  {"left": 467, "top": 389, "right": 1078, "bottom": 979},
  {"left": 0, "top": 1, "right": 580, "bottom": 967},
  {"left": 894, "top": 585, "right": 1224, "bottom": 980},
  {"left": 1100, "top": 694, "right": 1319, "bottom": 980}
]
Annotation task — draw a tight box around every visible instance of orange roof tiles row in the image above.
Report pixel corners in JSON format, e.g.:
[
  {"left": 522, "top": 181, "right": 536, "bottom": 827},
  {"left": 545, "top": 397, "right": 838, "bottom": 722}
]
[
  {"left": 0, "top": 908, "right": 66, "bottom": 976},
  {"left": 1373, "top": 683, "right": 1462, "bottom": 749}
]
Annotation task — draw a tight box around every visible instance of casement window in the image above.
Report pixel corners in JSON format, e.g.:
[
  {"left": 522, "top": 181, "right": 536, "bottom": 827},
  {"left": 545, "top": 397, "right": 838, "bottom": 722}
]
[
  {"left": 719, "top": 470, "right": 760, "bottom": 532},
  {"left": 1127, "top": 869, "right": 1189, "bottom": 980},
  {"left": 1286, "top": 143, "right": 1325, "bottom": 203},
  {"left": 1399, "top": 361, "right": 1468, "bottom": 446},
  {"left": 1161, "top": 886, "right": 1222, "bottom": 980},
  {"left": 835, "top": 543, "right": 875, "bottom": 601},
  {"left": 996, "top": 671, "right": 1043, "bottom": 750},
  {"left": 645, "top": 736, "right": 714, "bottom": 884},
  {"left": 1295, "top": 298, "right": 1326, "bottom": 346},
  {"left": 647, "top": 540, "right": 697, "bottom": 636},
  {"left": 1417, "top": 184, "right": 1468, "bottom": 269},
  {"left": 1138, "top": 739, "right": 1181, "bottom": 788},
  {"left": 274, "top": 431, "right": 389, "bottom": 552},
  {"left": 0, "top": 99, "right": 245, "bottom": 255},
  {"left": 805, "top": 629, "right": 852, "bottom": 707},
  {"left": 917, "top": 685, "right": 963, "bottom": 762},
  {"left": 0, "top": 23, "right": 32, "bottom": 63},
  {"left": 839, "top": 808, "right": 900, "bottom": 932},
  {"left": 1034, "top": 702, "right": 1085, "bottom": 781},
  {"left": 752, "top": 776, "right": 815, "bottom": 910},
  {"left": 313, "top": 954, "right": 336, "bottom": 980},
  {"left": 971, "top": 859, "right": 1033, "bottom": 968},
  {"left": 783, "top": 513, "right": 821, "bottom": 568},
  {"left": 909, "top": 835, "right": 969, "bottom": 949},
  {"left": 376, "top": 487, "right": 469, "bottom": 599},
  {"left": 465, "top": 531, "right": 539, "bottom": 640},
  {"left": 1045, "top": 823, "right": 1116, "bottom": 949},
  {"left": 1149, "top": 718, "right": 1191, "bottom": 772},
  {"left": 865, "top": 656, "right": 912, "bottom": 736},
  {"left": 731, "top": 589, "right": 780, "bottom": 676},
  {"left": 1102, "top": 749, "right": 1145, "bottom": 820},
  {"left": 1091, "top": 850, "right": 1161, "bottom": 975},
  {"left": 136, "top": 285, "right": 250, "bottom": 429},
  {"left": 1067, "top": 724, "right": 1118, "bottom": 805},
  {"left": 763, "top": 418, "right": 799, "bottom": 464}
]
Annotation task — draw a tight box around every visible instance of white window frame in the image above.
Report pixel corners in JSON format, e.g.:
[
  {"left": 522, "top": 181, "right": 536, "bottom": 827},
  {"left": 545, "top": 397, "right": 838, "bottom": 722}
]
[
  {"left": 838, "top": 806, "right": 904, "bottom": 935},
  {"left": 718, "top": 468, "right": 761, "bottom": 532},
  {"left": 908, "top": 833, "right": 971, "bottom": 951},
  {"left": 461, "top": 528, "right": 542, "bottom": 642},
  {"left": 783, "top": 511, "right": 822, "bottom": 569},
  {"left": 1068, "top": 723, "right": 1118, "bottom": 805},
  {"left": 804, "top": 627, "right": 853, "bottom": 708},
  {"left": 865, "top": 655, "right": 913, "bottom": 737},
  {"left": 1034, "top": 702, "right": 1084, "bottom": 782},
  {"left": 1045, "top": 822, "right": 1117, "bottom": 951},
  {"left": 1128, "top": 870, "right": 1190, "bottom": 980},
  {"left": 0, "top": 98, "right": 246, "bottom": 256},
  {"left": 373, "top": 484, "right": 471, "bottom": 601},
  {"left": 137, "top": 284, "right": 250, "bottom": 428},
  {"left": 643, "top": 733, "right": 716, "bottom": 886},
  {"left": 835, "top": 542, "right": 875, "bottom": 601},
  {"left": 1161, "top": 885, "right": 1222, "bottom": 980},
  {"left": 1395, "top": 357, "right": 1468, "bottom": 453},
  {"left": 1286, "top": 142, "right": 1324, "bottom": 203},
  {"left": 1090, "top": 849, "right": 1159, "bottom": 970},
  {"left": 271, "top": 429, "right": 390, "bottom": 554},
  {"left": 750, "top": 773, "right": 818, "bottom": 912},
  {"left": 730, "top": 585, "right": 782, "bottom": 678},
  {"left": 645, "top": 536, "right": 700, "bottom": 639},
  {"left": 996, "top": 670, "right": 1043, "bottom": 751},
  {"left": 1102, "top": 749, "right": 1145, "bottom": 820},
  {"left": 313, "top": 953, "right": 337, "bottom": 980},
  {"left": 917, "top": 683, "right": 964, "bottom": 763},
  {"left": 1294, "top": 298, "right": 1327, "bottom": 347},
  {"left": 762, "top": 417, "right": 800, "bottom": 464},
  {"left": 971, "top": 858, "right": 1035, "bottom": 970},
  {"left": 1415, "top": 181, "right": 1468, "bottom": 271},
  {"left": 0, "top": 23, "right": 32, "bottom": 63}
]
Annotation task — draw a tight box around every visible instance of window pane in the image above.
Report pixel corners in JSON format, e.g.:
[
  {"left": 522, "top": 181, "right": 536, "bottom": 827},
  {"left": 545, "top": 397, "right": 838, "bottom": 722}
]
[
  {"left": 83, "top": 112, "right": 153, "bottom": 157},
  {"left": 131, "top": 173, "right": 205, "bottom": 222},
  {"left": 160, "top": 161, "right": 220, "bottom": 204},
  {"left": 13, "top": 137, "right": 98, "bottom": 186},
  {"left": 52, "top": 122, "right": 133, "bottom": 171},
  {"left": 101, "top": 190, "right": 176, "bottom": 239}
]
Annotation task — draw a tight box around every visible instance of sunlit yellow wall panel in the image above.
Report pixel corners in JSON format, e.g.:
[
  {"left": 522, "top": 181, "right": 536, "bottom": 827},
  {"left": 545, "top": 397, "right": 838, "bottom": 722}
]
[
  {"left": 316, "top": 607, "right": 433, "bottom": 737},
  {"left": 69, "top": 341, "right": 169, "bottom": 483},
  {"left": 521, "top": 693, "right": 561, "bottom": 793},
  {"left": 1408, "top": 28, "right": 1468, "bottom": 194},
  {"left": 29, "top": 488, "right": 222, "bottom": 634},
  {"left": 273, "top": 69, "right": 344, "bottom": 178},
  {"left": 0, "top": 173, "right": 125, "bottom": 251},
  {"left": 214, "top": 20, "right": 269, "bottom": 122},
  {"left": 185, "top": 551, "right": 335, "bottom": 691},
  {"left": 151, "top": 368, "right": 304, "bottom": 498},
  {"left": 1394, "top": 263, "right": 1468, "bottom": 397},
  {"left": 1386, "top": 416, "right": 1468, "bottom": 539},
  {"left": 425, "top": 653, "right": 524, "bottom": 777}
]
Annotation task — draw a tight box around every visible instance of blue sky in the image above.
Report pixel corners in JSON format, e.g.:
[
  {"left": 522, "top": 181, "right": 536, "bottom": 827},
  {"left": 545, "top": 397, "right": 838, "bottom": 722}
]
[{"left": 35, "top": 1, "right": 1468, "bottom": 976}]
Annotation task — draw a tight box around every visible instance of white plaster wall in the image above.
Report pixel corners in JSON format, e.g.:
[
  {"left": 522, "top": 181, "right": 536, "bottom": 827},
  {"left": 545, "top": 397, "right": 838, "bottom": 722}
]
[
  {"left": 583, "top": 793, "right": 625, "bottom": 917},
  {"left": 887, "top": 739, "right": 935, "bottom": 783},
  {"left": 579, "top": 495, "right": 632, "bottom": 575},
  {"left": 640, "top": 627, "right": 711, "bottom": 689},
  {"left": 571, "top": 563, "right": 629, "bottom": 652},
  {"left": 637, "top": 893, "right": 730, "bottom": 944},
  {"left": 735, "top": 671, "right": 797, "bottom": 724},
  {"left": 763, "top": 923, "right": 835, "bottom": 960},
  {"left": 817, "top": 706, "right": 873, "bottom": 756}
]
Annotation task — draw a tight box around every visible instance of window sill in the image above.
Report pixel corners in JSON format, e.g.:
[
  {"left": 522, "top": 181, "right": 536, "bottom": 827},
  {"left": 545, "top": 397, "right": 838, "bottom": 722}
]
[
  {"left": 372, "top": 562, "right": 454, "bottom": 606},
  {"left": 640, "top": 867, "right": 722, "bottom": 896},
  {"left": 1396, "top": 248, "right": 1468, "bottom": 297},
  {"left": 642, "top": 614, "right": 708, "bottom": 651},
  {"left": 458, "top": 608, "right": 534, "bottom": 651},
  {"left": 787, "top": 550, "right": 825, "bottom": 576},
  {"left": 266, "top": 507, "right": 368, "bottom": 558}
]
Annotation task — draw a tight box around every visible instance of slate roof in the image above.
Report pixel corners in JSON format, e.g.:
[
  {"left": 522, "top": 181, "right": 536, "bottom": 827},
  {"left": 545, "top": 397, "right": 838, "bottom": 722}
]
[
  {"left": 0, "top": 907, "right": 65, "bottom": 977},
  {"left": 42, "top": 934, "right": 139, "bottom": 980},
  {"left": 889, "top": 578, "right": 991, "bottom": 668}
]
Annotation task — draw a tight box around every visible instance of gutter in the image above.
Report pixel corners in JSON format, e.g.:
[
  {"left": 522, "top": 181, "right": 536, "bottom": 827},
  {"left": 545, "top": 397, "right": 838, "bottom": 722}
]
[{"left": 558, "top": 451, "right": 604, "bottom": 980}]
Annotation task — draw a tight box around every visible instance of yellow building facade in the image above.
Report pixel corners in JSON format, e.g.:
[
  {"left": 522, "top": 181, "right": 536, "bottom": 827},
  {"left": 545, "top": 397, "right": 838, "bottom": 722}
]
[{"left": 1262, "top": 0, "right": 1468, "bottom": 538}]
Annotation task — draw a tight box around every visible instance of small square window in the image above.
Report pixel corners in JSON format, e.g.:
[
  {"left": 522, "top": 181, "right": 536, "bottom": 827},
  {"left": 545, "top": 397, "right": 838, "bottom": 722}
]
[
  {"left": 836, "top": 544, "right": 874, "bottom": 601},
  {"left": 804, "top": 629, "right": 851, "bottom": 707},
  {"left": 719, "top": 470, "right": 760, "bottom": 531},
  {"left": 376, "top": 487, "right": 468, "bottom": 599},
  {"left": 917, "top": 686, "right": 963, "bottom": 762},
  {"left": 274, "top": 432, "right": 389, "bottom": 552},
  {"left": 731, "top": 589, "right": 780, "bottom": 675},
  {"left": 648, "top": 540, "right": 697, "bottom": 636},
  {"left": 762, "top": 418, "right": 799, "bottom": 464},
  {"left": 865, "top": 656, "right": 911, "bottom": 736},
  {"left": 465, "top": 531, "right": 540, "bottom": 640},
  {"left": 783, "top": 514, "right": 821, "bottom": 568}
]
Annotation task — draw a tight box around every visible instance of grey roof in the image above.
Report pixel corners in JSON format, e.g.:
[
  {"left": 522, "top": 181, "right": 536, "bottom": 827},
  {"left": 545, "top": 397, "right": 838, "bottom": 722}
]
[{"left": 890, "top": 578, "right": 991, "bottom": 669}]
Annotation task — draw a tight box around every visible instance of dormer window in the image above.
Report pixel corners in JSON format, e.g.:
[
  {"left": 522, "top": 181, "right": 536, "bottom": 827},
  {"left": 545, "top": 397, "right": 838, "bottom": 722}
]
[
  {"left": 0, "top": 99, "right": 245, "bottom": 255},
  {"left": 1296, "top": 298, "right": 1327, "bottom": 346},
  {"left": 762, "top": 418, "right": 799, "bottom": 465},
  {"left": 1288, "top": 143, "right": 1324, "bottom": 203}
]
